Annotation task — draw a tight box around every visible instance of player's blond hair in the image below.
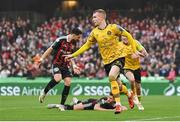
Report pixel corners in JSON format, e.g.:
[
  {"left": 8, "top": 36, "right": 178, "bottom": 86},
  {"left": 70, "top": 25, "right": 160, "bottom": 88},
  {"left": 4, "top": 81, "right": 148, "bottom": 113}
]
[{"left": 93, "top": 9, "right": 106, "bottom": 19}]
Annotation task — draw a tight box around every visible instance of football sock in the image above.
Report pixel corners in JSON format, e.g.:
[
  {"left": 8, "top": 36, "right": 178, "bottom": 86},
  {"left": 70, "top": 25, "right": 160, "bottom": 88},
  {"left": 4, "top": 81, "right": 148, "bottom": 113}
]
[
  {"left": 120, "top": 84, "right": 128, "bottom": 96},
  {"left": 111, "top": 81, "right": 120, "bottom": 103},
  {"left": 77, "top": 101, "right": 81, "bottom": 104},
  {"left": 44, "top": 79, "right": 58, "bottom": 94},
  {"left": 61, "top": 85, "right": 70, "bottom": 105},
  {"left": 64, "top": 105, "right": 73, "bottom": 110}
]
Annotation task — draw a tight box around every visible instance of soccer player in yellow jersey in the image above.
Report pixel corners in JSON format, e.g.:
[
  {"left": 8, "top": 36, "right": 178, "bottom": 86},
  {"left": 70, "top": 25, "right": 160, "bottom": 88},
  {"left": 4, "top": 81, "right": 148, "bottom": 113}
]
[
  {"left": 121, "top": 36, "right": 148, "bottom": 111},
  {"left": 64, "top": 9, "right": 139, "bottom": 114}
]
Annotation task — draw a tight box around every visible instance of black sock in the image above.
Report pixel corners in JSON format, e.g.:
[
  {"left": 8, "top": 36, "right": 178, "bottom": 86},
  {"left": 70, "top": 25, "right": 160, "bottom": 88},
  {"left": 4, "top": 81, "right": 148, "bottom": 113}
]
[
  {"left": 44, "top": 79, "right": 58, "bottom": 94},
  {"left": 77, "top": 101, "right": 81, "bottom": 104},
  {"left": 64, "top": 105, "right": 73, "bottom": 110},
  {"left": 61, "top": 85, "right": 70, "bottom": 105}
]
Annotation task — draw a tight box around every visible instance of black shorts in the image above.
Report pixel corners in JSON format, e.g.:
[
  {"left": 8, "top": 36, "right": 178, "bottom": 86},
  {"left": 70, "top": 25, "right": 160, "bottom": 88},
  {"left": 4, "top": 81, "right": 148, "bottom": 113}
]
[
  {"left": 52, "top": 64, "right": 72, "bottom": 79},
  {"left": 82, "top": 99, "right": 97, "bottom": 110},
  {"left": 124, "top": 68, "right": 141, "bottom": 83},
  {"left": 104, "top": 57, "right": 125, "bottom": 76}
]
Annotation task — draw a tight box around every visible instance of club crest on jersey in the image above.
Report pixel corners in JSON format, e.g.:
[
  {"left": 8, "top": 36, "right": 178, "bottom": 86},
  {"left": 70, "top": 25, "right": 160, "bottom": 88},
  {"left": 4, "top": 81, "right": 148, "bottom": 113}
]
[
  {"left": 107, "top": 31, "right": 112, "bottom": 35},
  {"left": 53, "top": 67, "right": 59, "bottom": 72}
]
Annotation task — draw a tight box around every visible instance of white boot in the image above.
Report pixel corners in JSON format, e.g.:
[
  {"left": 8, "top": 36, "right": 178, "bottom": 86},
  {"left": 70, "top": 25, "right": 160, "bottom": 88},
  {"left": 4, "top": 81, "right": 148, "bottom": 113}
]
[{"left": 39, "top": 90, "right": 46, "bottom": 103}]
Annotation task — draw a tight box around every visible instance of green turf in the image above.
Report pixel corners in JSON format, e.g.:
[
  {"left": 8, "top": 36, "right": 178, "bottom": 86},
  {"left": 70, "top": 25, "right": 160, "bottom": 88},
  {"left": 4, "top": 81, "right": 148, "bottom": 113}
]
[{"left": 0, "top": 95, "right": 180, "bottom": 121}]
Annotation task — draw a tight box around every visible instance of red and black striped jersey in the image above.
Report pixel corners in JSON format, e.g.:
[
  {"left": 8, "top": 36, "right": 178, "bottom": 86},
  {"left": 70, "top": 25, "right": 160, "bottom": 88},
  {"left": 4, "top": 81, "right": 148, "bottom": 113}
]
[{"left": 51, "top": 36, "right": 74, "bottom": 66}]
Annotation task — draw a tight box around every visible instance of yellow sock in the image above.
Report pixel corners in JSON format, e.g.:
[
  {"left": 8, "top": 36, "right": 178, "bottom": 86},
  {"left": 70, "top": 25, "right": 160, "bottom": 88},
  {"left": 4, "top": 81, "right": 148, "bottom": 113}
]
[
  {"left": 120, "top": 84, "right": 128, "bottom": 96},
  {"left": 111, "top": 81, "right": 120, "bottom": 103},
  {"left": 114, "top": 97, "right": 120, "bottom": 103}
]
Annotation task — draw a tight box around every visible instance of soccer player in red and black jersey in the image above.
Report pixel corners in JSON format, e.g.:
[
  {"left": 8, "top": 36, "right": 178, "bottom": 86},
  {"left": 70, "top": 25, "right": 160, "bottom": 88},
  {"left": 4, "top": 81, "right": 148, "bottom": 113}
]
[{"left": 34, "top": 28, "right": 82, "bottom": 109}]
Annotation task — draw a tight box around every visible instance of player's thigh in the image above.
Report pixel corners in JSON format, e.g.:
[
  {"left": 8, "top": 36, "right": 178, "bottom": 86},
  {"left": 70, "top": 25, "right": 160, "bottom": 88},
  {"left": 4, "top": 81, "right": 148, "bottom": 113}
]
[
  {"left": 63, "top": 77, "right": 72, "bottom": 86},
  {"left": 73, "top": 103, "right": 84, "bottom": 110},
  {"left": 109, "top": 65, "right": 120, "bottom": 81},
  {"left": 52, "top": 64, "right": 62, "bottom": 82},
  {"left": 124, "top": 69, "right": 135, "bottom": 82},
  {"left": 53, "top": 74, "right": 62, "bottom": 82}
]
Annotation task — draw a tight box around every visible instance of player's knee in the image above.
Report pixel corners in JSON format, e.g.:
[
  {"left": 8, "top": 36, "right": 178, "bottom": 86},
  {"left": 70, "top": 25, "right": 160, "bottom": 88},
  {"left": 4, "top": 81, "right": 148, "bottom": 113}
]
[
  {"left": 64, "top": 78, "right": 72, "bottom": 86},
  {"left": 64, "top": 80, "right": 71, "bottom": 86},
  {"left": 129, "top": 78, "right": 135, "bottom": 83},
  {"left": 108, "top": 74, "right": 116, "bottom": 82},
  {"left": 54, "top": 74, "right": 62, "bottom": 82}
]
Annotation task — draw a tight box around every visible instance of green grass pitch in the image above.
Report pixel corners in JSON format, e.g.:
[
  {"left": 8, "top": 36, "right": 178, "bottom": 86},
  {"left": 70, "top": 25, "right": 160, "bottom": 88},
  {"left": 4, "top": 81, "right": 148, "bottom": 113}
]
[{"left": 0, "top": 95, "right": 180, "bottom": 121}]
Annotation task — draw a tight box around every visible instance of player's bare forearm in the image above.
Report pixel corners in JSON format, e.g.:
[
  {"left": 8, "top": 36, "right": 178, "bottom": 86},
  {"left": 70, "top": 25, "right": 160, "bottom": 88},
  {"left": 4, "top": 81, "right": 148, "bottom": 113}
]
[
  {"left": 142, "top": 48, "right": 149, "bottom": 57},
  {"left": 41, "top": 47, "right": 53, "bottom": 60},
  {"left": 138, "top": 51, "right": 145, "bottom": 57}
]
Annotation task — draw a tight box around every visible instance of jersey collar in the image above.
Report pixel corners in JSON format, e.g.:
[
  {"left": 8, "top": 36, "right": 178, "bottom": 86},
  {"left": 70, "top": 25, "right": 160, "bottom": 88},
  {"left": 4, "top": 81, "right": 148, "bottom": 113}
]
[
  {"left": 67, "top": 35, "right": 71, "bottom": 42},
  {"left": 98, "top": 23, "right": 108, "bottom": 30}
]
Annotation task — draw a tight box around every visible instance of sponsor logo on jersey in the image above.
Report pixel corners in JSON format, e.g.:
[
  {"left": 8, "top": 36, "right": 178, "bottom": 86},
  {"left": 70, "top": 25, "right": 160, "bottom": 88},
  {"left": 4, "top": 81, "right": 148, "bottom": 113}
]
[
  {"left": 107, "top": 31, "right": 112, "bottom": 35},
  {"left": 53, "top": 67, "right": 59, "bottom": 72}
]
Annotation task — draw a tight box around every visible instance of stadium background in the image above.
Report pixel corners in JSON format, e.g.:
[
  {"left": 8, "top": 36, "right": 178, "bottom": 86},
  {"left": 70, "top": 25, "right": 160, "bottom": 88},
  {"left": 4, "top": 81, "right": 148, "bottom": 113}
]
[{"left": 0, "top": 0, "right": 180, "bottom": 121}]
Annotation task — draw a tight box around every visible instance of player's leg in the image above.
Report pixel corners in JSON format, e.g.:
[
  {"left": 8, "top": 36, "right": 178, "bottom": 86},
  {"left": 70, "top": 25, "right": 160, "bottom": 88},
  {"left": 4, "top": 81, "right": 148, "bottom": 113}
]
[
  {"left": 117, "top": 79, "right": 134, "bottom": 109},
  {"left": 61, "top": 77, "right": 71, "bottom": 105},
  {"left": 39, "top": 65, "right": 62, "bottom": 103},
  {"left": 124, "top": 70, "right": 140, "bottom": 106},
  {"left": 47, "top": 103, "right": 74, "bottom": 111},
  {"left": 117, "top": 79, "right": 128, "bottom": 96},
  {"left": 134, "top": 68, "right": 142, "bottom": 102},
  {"left": 39, "top": 73, "right": 62, "bottom": 103},
  {"left": 47, "top": 104, "right": 61, "bottom": 109},
  {"left": 124, "top": 70, "right": 137, "bottom": 96},
  {"left": 108, "top": 65, "right": 122, "bottom": 114},
  {"left": 134, "top": 69, "right": 144, "bottom": 110},
  {"left": 59, "top": 67, "right": 72, "bottom": 110},
  {"left": 135, "top": 82, "right": 141, "bottom": 101},
  {"left": 60, "top": 103, "right": 84, "bottom": 110}
]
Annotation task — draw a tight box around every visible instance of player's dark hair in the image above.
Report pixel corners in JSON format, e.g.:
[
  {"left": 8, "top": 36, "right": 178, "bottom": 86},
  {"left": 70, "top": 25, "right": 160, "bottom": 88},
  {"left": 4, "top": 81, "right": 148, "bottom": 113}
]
[
  {"left": 71, "top": 28, "right": 82, "bottom": 35},
  {"left": 93, "top": 9, "right": 106, "bottom": 18}
]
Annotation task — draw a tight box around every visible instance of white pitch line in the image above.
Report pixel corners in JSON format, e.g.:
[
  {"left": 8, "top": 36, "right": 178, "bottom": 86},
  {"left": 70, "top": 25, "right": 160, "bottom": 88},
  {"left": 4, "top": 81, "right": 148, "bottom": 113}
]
[{"left": 135, "top": 116, "right": 180, "bottom": 121}]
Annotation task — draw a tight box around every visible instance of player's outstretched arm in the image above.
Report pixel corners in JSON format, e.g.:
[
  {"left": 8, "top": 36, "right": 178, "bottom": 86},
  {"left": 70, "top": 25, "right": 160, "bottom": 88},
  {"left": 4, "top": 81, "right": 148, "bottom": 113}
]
[
  {"left": 33, "top": 47, "right": 53, "bottom": 68},
  {"left": 141, "top": 48, "right": 149, "bottom": 57},
  {"left": 40, "top": 47, "right": 53, "bottom": 61},
  {"left": 135, "top": 40, "right": 149, "bottom": 57},
  {"left": 64, "top": 40, "right": 93, "bottom": 61},
  {"left": 72, "top": 41, "right": 93, "bottom": 57}
]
